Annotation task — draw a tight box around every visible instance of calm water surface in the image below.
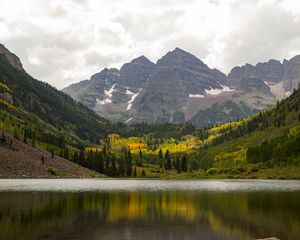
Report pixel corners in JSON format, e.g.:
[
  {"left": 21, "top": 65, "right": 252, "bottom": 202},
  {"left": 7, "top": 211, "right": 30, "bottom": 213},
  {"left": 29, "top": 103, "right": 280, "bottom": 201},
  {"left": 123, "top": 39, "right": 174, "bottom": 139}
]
[{"left": 0, "top": 179, "right": 300, "bottom": 240}]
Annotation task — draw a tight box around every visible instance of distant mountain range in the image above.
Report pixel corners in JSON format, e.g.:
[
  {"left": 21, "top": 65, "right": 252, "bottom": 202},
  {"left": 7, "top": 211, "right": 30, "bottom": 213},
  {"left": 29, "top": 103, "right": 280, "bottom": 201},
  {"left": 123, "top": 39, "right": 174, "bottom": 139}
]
[{"left": 63, "top": 48, "right": 300, "bottom": 126}]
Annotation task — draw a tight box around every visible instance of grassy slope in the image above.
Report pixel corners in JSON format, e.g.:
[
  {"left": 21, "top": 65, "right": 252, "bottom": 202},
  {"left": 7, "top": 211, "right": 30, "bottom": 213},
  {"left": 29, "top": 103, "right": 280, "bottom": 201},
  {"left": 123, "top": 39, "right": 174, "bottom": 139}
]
[{"left": 0, "top": 54, "right": 112, "bottom": 143}]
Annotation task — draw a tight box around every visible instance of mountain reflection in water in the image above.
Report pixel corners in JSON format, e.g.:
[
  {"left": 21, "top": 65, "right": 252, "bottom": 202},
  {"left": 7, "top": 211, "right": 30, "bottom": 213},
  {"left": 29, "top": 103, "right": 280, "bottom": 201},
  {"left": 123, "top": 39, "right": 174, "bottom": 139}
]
[{"left": 0, "top": 180, "right": 300, "bottom": 240}]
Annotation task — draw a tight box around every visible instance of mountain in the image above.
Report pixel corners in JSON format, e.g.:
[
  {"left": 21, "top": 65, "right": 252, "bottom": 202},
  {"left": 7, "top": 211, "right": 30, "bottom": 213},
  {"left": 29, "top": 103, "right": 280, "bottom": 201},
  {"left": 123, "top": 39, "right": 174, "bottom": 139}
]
[
  {"left": 0, "top": 43, "right": 117, "bottom": 145},
  {"left": 63, "top": 48, "right": 300, "bottom": 126},
  {"left": 189, "top": 86, "right": 300, "bottom": 176},
  {"left": 63, "top": 48, "right": 237, "bottom": 124}
]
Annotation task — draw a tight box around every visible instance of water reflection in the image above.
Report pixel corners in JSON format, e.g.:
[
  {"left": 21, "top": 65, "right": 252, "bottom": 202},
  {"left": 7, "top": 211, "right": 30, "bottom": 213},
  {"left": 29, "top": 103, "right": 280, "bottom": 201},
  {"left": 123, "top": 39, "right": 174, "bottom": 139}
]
[{"left": 0, "top": 190, "right": 300, "bottom": 240}]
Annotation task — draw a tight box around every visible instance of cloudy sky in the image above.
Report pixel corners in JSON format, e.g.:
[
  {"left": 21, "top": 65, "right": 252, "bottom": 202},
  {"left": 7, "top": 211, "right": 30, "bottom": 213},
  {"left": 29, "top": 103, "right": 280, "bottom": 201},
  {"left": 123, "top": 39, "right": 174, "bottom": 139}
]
[{"left": 1, "top": 0, "right": 300, "bottom": 89}]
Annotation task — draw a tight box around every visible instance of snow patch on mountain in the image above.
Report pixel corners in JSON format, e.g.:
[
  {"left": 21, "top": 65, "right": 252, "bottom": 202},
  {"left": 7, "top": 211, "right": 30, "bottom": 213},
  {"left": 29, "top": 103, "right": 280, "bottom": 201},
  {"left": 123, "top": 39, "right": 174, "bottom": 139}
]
[
  {"left": 105, "top": 84, "right": 116, "bottom": 98},
  {"left": 97, "top": 98, "right": 112, "bottom": 105},
  {"left": 125, "top": 117, "right": 133, "bottom": 123},
  {"left": 205, "top": 85, "right": 234, "bottom": 96},
  {"left": 189, "top": 93, "right": 204, "bottom": 98},
  {"left": 127, "top": 88, "right": 142, "bottom": 111},
  {"left": 126, "top": 88, "right": 134, "bottom": 95}
]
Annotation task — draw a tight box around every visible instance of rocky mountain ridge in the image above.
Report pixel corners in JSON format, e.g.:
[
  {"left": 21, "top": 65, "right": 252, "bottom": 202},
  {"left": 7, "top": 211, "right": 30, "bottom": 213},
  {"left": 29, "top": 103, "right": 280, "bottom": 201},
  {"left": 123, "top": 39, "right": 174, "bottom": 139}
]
[{"left": 61, "top": 48, "right": 300, "bottom": 126}]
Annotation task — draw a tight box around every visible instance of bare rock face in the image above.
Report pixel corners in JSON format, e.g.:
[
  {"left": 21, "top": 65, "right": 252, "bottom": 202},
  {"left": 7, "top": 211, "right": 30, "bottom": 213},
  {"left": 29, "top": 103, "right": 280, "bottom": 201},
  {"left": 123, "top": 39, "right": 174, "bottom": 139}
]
[
  {"left": 63, "top": 48, "right": 300, "bottom": 126},
  {"left": 63, "top": 48, "right": 228, "bottom": 124},
  {"left": 227, "top": 56, "right": 300, "bottom": 100},
  {"left": 239, "top": 77, "right": 271, "bottom": 94},
  {"left": 256, "top": 59, "right": 284, "bottom": 83},
  {"left": 0, "top": 44, "right": 24, "bottom": 72},
  {"left": 119, "top": 56, "right": 155, "bottom": 88},
  {"left": 283, "top": 55, "right": 300, "bottom": 91},
  {"left": 132, "top": 48, "right": 227, "bottom": 123}
]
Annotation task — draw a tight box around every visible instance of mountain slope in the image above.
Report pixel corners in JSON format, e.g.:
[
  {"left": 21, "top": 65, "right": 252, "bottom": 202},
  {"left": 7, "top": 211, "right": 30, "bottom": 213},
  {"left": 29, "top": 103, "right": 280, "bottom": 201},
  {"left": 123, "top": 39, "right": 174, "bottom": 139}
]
[
  {"left": 64, "top": 48, "right": 236, "bottom": 124},
  {"left": 189, "top": 87, "right": 300, "bottom": 173},
  {"left": 0, "top": 44, "right": 113, "bottom": 143},
  {"left": 63, "top": 48, "right": 300, "bottom": 126},
  {"left": 0, "top": 130, "right": 101, "bottom": 178}
]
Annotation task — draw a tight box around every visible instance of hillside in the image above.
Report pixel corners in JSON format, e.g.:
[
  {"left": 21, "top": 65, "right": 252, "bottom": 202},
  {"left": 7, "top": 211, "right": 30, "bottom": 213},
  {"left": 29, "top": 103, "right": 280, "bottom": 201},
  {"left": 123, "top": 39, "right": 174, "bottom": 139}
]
[
  {"left": 88, "top": 87, "right": 300, "bottom": 179},
  {"left": 187, "top": 87, "right": 300, "bottom": 178},
  {"left": 0, "top": 44, "right": 113, "bottom": 143},
  {"left": 0, "top": 44, "right": 116, "bottom": 177},
  {"left": 0, "top": 131, "right": 101, "bottom": 178}
]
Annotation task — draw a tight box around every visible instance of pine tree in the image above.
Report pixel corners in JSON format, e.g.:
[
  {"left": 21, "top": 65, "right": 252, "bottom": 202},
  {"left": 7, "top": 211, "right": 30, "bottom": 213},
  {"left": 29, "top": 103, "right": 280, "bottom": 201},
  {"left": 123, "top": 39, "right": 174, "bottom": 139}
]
[
  {"left": 164, "top": 150, "right": 171, "bottom": 170},
  {"left": 73, "top": 152, "right": 79, "bottom": 163},
  {"left": 158, "top": 149, "right": 163, "bottom": 168},
  {"left": 126, "top": 150, "right": 133, "bottom": 176},
  {"left": 110, "top": 155, "right": 117, "bottom": 176},
  {"left": 139, "top": 149, "right": 143, "bottom": 159},
  {"left": 32, "top": 136, "right": 35, "bottom": 147},
  {"left": 1, "top": 130, "right": 5, "bottom": 143},
  {"left": 79, "top": 149, "right": 85, "bottom": 165},
  {"left": 23, "top": 132, "right": 27, "bottom": 144},
  {"left": 175, "top": 157, "right": 181, "bottom": 173},
  {"left": 141, "top": 169, "right": 146, "bottom": 177},
  {"left": 14, "top": 128, "right": 19, "bottom": 140},
  {"left": 181, "top": 155, "right": 188, "bottom": 172},
  {"left": 118, "top": 158, "right": 125, "bottom": 176},
  {"left": 105, "top": 155, "right": 110, "bottom": 175},
  {"left": 63, "top": 147, "right": 69, "bottom": 160}
]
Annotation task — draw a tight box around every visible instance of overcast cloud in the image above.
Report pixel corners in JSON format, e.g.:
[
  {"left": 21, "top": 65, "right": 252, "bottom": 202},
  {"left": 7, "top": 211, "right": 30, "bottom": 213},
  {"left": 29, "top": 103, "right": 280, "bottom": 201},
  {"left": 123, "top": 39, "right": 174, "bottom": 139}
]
[{"left": 0, "top": 0, "right": 300, "bottom": 89}]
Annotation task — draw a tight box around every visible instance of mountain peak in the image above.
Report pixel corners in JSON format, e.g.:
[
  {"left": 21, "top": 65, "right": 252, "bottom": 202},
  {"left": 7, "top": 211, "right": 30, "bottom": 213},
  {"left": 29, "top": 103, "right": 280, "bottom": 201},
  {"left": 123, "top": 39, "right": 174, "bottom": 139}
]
[
  {"left": 0, "top": 43, "right": 24, "bottom": 72},
  {"left": 289, "top": 54, "right": 300, "bottom": 63},
  {"left": 157, "top": 47, "right": 204, "bottom": 67},
  {"left": 172, "top": 47, "right": 188, "bottom": 54},
  {"left": 131, "top": 55, "right": 153, "bottom": 65}
]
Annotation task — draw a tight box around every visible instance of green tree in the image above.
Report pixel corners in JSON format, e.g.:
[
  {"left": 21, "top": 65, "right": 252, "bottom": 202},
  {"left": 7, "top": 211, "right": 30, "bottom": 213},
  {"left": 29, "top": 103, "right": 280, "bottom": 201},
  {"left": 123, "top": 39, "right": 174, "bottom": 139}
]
[
  {"left": 110, "top": 155, "right": 117, "bottom": 176},
  {"left": 164, "top": 150, "right": 172, "bottom": 170},
  {"left": 181, "top": 155, "right": 188, "bottom": 172},
  {"left": 126, "top": 150, "right": 133, "bottom": 176},
  {"left": 133, "top": 167, "right": 137, "bottom": 177}
]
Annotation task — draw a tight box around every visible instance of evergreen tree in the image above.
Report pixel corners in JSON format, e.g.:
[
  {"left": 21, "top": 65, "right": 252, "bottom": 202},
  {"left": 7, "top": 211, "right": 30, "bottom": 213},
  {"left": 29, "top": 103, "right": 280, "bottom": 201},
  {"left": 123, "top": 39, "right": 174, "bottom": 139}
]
[
  {"left": 23, "top": 132, "right": 27, "bottom": 144},
  {"left": 139, "top": 149, "right": 143, "bottom": 159},
  {"left": 110, "top": 155, "right": 117, "bottom": 176},
  {"left": 175, "top": 157, "right": 181, "bottom": 173},
  {"left": 141, "top": 169, "right": 146, "bottom": 177},
  {"left": 105, "top": 155, "right": 110, "bottom": 175},
  {"left": 164, "top": 150, "right": 171, "bottom": 170},
  {"left": 181, "top": 155, "right": 188, "bottom": 172},
  {"left": 158, "top": 149, "right": 163, "bottom": 167},
  {"left": 14, "top": 128, "right": 19, "bottom": 140},
  {"left": 95, "top": 151, "right": 105, "bottom": 174},
  {"left": 102, "top": 145, "right": 107, "bottom": 158},
  {"left": 73, "top": 152, "right": 79, "bottom": 163},
  {"left": 118, "top": 158, "right": 125, "bottom": 176},
  {"left": 126, "top": 150, "right": 133, "bottom": 176},
  {"left": 1, "top": 130, "right": 5, "bottom": 143},
  {"left": 79, "top": 149, "right": 85, "bottom": 165},
  {"left": 32, "top": 136, "right": 35, "bottom": 147}
]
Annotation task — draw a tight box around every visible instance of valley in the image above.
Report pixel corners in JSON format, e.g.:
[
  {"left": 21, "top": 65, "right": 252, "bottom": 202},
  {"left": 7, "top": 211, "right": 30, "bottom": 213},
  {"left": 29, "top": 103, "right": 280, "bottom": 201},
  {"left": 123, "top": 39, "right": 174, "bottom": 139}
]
[{"left": 0, "top": 43, "right": 300, "bottom": 179}]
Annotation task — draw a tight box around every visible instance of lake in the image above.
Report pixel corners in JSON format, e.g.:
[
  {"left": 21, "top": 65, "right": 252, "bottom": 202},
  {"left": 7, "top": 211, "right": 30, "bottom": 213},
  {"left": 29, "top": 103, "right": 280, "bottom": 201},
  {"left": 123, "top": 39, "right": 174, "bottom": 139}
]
[{"left": 0, "top": 179, "right": 300, "bottom": 240}]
